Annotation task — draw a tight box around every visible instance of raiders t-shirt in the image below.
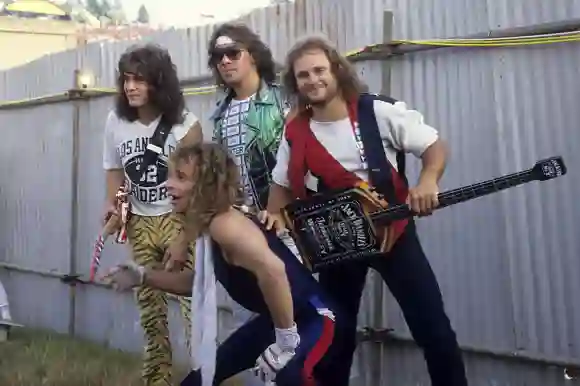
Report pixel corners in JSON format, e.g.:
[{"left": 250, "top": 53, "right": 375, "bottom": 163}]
[{"left": 102, "top": 109, "right": 198, "bottom": 216}]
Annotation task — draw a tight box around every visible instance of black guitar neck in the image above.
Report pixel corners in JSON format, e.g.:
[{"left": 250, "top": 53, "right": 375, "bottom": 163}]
[{"left": 370, "top": 156, "right": 566, "bottom": 226}]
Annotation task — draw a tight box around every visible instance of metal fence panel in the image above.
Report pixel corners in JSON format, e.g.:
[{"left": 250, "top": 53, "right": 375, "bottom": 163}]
[
  {"left": 0, "top": 270, "right": 71, "bottom": 334},
  {"left": 380, "top": 44, "right": 580, "bottom": 362},
  {"left": 0, "top": 103, "right": 74, "bottom": 274}
]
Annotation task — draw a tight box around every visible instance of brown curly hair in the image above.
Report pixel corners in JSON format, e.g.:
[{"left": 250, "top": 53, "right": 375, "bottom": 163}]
[
  {"left": 170, "top": 143, "right": 242, "bottom": 238},
  {"left": 282, "top": 35, "right": 364, "bottom": 112}
]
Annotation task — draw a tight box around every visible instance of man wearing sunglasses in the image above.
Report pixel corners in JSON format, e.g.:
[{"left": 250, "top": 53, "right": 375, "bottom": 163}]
[
  {"left": 207, "top": 23, "right": 289, "bottom": 213},
  {"left": 204, "top": 22, "right": 295, "bottom": 386}
]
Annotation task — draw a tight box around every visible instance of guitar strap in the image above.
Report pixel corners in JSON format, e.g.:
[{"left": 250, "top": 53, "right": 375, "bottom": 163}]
[
  {"left": 140, "top": 116, "right": 172, "bottom": 176},
  {"left": 110, "top": 116, "right": 174, "bottom": 245},
  {"left": 356, "top": 93, "right": 407, "bottom": 204}
]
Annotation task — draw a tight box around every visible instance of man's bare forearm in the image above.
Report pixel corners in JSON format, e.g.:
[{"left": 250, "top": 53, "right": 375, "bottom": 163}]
[
  {"left": 419, "top": 139, "right": 447, "bottom": 184},
  {"left": 264, "top": 187, "right": 297, "bottom": 328},
  {"left": 171, "top": 213, "right": 191, "bottom": 248},
  {"left": 254, "top": 261, "right": 294, "bottom": 329},
  {"left": 105, "top": 169, "right": 125, "bottom": 203},
  {"left": 143, "top": 268, "right": 194, "bottom": 296},
  {"left": 267, "top": 183, "right": 293, "bottom": 214}
]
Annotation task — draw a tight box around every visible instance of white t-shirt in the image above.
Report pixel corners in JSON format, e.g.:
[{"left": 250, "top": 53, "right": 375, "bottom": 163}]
[
  {"left": 102, "top": 110, "right": 198, "bottom": 216},
  {"left": 271, "top": 99, "right": 439, "bottom": 191}
]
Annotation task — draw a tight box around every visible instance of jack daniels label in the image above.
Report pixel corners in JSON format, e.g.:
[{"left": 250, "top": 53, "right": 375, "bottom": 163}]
[{"left": 285, "top": 188, "right": 383, "bottom": 271}]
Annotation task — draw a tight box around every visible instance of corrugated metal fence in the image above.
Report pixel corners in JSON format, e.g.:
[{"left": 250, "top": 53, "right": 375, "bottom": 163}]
[{"left": 1, "top": 0, "right": 579, "bottom": 384}]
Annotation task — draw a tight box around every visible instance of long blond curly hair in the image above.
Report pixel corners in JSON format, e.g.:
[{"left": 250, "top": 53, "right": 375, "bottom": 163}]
[{"left": 170, "top": 143, "right": 242, "bottom": 239}]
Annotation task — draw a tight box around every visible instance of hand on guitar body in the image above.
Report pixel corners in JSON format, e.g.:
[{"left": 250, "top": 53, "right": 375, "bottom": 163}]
[
  {"left": 406, "top": 177, "right": 440, "bottom": 216},
  {"left": 102, "top": 185, "right": 128, "bottom": 226},
  {"left": 257, "top": 210, "right": 288, "bottom": 237},
  {"left": 90, "top": 200, "right": 123, "bottom": 282},
  {"left": 102, "top": 201, "right": 119, "bottom": 226}
]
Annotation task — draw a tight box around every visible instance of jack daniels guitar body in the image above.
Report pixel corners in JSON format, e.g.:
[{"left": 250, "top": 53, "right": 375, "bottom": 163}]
[{"left": 281, "top": 156, "right": 567, "bottom": 272}]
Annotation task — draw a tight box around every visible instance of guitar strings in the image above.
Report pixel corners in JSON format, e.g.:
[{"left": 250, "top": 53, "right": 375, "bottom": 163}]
[
  {"left": 370, "top": 170, "right": 532, "bottom": 218},
  {"left": 294, "top": 170, "right": 533, "bottom": 230}
]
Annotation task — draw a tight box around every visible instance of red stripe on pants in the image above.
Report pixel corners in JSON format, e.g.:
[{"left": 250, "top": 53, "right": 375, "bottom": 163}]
[{"left": 301, "top": 316, "right": 335, "bottom": 386}]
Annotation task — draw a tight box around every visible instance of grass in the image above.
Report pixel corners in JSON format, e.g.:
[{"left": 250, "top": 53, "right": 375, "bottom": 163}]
[
  {"left": 0, "top": 327, "right": 146, "bottom": 386},
  {"left": 0, "top": 327, "right": 242, "bottom": 386}
]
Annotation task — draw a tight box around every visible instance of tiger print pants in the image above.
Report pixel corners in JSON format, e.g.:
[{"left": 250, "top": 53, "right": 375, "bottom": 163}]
[{"left": 127, "top": 212, "right": 195, "bottom": 386}]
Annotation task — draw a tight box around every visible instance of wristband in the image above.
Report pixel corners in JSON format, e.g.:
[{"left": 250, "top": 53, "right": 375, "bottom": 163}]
[{"left": 275, "top": 323, "right": 299, "bottom": 351}]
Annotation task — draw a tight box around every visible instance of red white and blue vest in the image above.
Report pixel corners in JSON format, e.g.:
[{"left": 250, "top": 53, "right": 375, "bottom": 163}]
[{"left": 284, "top": 93, "right": 410, "bottom": 246}]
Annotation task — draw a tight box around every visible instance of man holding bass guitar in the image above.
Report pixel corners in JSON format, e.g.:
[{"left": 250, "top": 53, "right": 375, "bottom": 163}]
[
  {"left": 102, "top": 43, "right": 202, "bottom": 386},
  {"left": 265, "top": 36, "right": 469, "bottom": 386}
]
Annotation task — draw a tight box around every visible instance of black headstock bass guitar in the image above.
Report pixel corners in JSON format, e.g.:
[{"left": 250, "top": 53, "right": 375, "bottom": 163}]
[{"left": 282, "top": 157, "right": 567, "bottom": 272}]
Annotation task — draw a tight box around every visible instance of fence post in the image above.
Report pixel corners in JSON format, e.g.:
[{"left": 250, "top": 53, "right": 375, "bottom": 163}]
[
  {"left": 365, "top": 9, "right": 395, "bottom": 383},
  {"left": 380, "top": 10, "right": 394, "bottom": 96},
  {"left": 67, "top": 70, "right": 82, "bottom": 336}
]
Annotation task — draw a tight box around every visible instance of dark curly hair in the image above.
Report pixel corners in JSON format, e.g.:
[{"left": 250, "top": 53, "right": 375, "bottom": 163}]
[
  {"left": 115, "top": 43, "right": 185, "bottom": 127},
  {"left": 207, "top": 23, "right": 277, "bottom": 91}
]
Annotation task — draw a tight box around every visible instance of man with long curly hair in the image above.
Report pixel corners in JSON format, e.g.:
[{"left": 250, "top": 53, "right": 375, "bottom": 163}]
[
  {"left": 103, "top": 143, "right": 340, "bottom": 386},
  {"left": 267, "top": 36, "right": 468, "bottom": 386},
  {"left": 167, "top": 22, "right": 297, "bottom": 386},
  {"left": 102, "top": 43, "right": 202, "bottom": 386}
]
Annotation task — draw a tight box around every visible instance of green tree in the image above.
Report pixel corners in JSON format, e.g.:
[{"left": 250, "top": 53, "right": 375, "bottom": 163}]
[
  {"left": 84, "top": 0, "right": 102, "bottom": 16},
  {"left": 106, "top": 0, "right": 127, "bottom": 24},
  {"left": 83, "top": 0, "right": 111, "bottom": 18},
  {"left": 100, "top": 0, "right": 111, "bottom": 16},
  {"left": 136, "top": 4, "right": 149, "bottom": 24}
]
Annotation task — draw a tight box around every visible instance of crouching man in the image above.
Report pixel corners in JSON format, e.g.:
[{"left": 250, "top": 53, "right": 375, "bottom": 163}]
[{"left": 104, "top": 143, "right": 343, "bottom": 386}]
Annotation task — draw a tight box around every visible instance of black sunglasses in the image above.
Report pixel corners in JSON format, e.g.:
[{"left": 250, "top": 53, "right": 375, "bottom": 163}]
[{"left": 210, "top": 46, "right": 243, "bottom": 65}]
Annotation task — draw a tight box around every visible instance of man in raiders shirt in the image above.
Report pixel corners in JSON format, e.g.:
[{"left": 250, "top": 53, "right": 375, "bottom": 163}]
[
  {"left": 267, "top": 36, "right": 468, "bottom": 386},
  {"left": 102, "top": 43, "right": 202, "bottom": 386}
]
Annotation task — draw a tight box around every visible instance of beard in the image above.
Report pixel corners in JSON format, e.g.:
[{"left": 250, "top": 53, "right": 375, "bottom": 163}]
[
  {"left": 308, "top": 98, "right": 329, "bottom": 108},
  {"left": 299, "top": 87, "right": 338, "bottom": 108}
]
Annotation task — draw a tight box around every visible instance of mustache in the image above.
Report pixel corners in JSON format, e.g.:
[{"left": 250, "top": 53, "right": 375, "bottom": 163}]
[{"left": 302, "top": 83, "right": 324, "bottom": 91}]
